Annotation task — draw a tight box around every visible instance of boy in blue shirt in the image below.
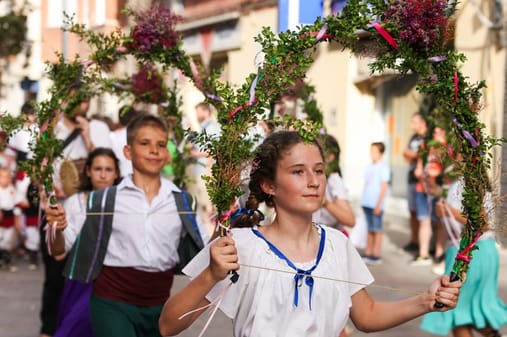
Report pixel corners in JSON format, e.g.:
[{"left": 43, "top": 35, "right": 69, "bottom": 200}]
[{"left": 361, "top": 142, "right": 390, "bottom": 265}]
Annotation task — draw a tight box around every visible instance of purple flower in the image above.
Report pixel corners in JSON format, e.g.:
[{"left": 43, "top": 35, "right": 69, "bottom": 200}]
[
  {"left": 131, "top": 63, "right": 166, "bottom": 103},
  {"left": 384, "top": 0, "right": 449, "bottom": 53},
  {"left": 127, "top": 5, "right": 181, "bottom": 53}
]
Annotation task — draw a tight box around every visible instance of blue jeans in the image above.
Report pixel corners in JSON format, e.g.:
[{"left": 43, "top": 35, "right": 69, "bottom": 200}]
[
  {"left": 362, "top": 207, "right": 384, "bottom": 233},
  {"left": 415, "top": 192, "right": 438, "bottom": 221}
]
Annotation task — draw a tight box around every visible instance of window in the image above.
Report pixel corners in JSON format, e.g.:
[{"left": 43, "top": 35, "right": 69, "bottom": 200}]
[
  {"left": 95, "top": 0, "right": 106, "bottom": 26},
  {"left": 47, "top": 0, "right": 77, "bottom": 28}
]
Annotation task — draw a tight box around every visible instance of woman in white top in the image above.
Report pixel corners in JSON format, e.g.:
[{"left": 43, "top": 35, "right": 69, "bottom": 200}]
[
  {"left": 313, "top": 134, "right": 355, "bottom": 235},
  {"left": 159, "top": 130, "right": 462, "bottom": 337}
]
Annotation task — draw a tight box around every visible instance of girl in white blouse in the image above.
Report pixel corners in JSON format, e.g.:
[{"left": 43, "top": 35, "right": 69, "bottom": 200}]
[{"left": 159, "top": 130, "right": 462, "bottom": 337}]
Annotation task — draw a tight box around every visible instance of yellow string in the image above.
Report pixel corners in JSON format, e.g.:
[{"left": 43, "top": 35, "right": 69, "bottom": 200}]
[
  {"left": 53, "top": 210, "right": 507, "bottom": 234},
  {"left": 239, "top": 263, "right": 422, "bottom": 296},
  {"left": 43, "top": 209, "right": 507, "bottom": 295}
]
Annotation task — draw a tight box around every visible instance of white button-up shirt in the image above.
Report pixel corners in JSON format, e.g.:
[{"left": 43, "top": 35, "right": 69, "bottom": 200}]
[{"left": 64, "top": 176, "right": 207, "bottom": 272}]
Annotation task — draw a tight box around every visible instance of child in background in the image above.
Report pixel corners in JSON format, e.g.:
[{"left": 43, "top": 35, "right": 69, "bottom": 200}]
[
  {"left": 15, "top": 174, "right": 41, "bottom": 270},
  {"left": 0, "top": 166, "right": 21, "bottom": 271},
  {"left": 361, "top": 142, "right": 390, "bottom": 265},
  {"left": 159, "top": 130, "right": 461, "bottom": 337}
]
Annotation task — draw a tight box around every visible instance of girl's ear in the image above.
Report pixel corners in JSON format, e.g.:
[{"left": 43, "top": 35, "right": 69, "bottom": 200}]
[{"left": 260, "top": 179, "right": 275, "bottom": 196}]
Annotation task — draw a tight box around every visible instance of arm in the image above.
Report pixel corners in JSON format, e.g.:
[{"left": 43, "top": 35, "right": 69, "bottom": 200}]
[
  {"left": 350, "top": 275, "right": 461, "bottom": 332},
  {"left": 414, "top": 158, "right": 424, "bottom": 179},
  {"left": 373, "top": 181, "right": 388, "bottom": 216},
  {"left": 437, "top": 200, "right": 466, "bottom": 225},
  {"left": 75, "top": 116, "right": 95, "bottom": 152},
  {"left": 159, "top": 235, "right": 239, "bottom": 336},
  {"left": 402, "top": 148, "right": 418, "bottom": 163},
  {"left": 322, "top": 198, "right": 355, "bottom": 227}
]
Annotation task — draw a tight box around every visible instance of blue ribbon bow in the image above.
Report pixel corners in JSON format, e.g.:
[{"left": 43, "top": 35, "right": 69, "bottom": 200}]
[{"left": 252, "top": 226, "right": 326, "bottom": 309}]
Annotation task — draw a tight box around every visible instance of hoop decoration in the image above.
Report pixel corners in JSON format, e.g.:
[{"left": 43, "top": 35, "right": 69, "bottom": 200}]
[{"left": 1, "top": 2, "right": 502, "bottom": 314}]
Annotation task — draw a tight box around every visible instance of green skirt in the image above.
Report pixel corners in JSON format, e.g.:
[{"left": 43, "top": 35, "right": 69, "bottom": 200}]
[{"left": 420, "top": 238, "right": 507, "bottom": 335}]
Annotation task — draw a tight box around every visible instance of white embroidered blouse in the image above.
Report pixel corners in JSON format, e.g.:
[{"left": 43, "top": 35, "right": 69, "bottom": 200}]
[{"left": 183, "top": 225, "right": 374, "bottom": 337}]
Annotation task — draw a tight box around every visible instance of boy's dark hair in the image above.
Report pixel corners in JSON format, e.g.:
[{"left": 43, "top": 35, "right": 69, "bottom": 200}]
[
  {"left": 233, "top": 131, "right": 324, "bottom": 228},
  {"left": 118, "top": 105, "right": 140, "bottom": 127},
  {"left": 79, "top": 147, "right": 121, "bottom": 192},
  {"left": 126, "top": 113, "right": 168, "bottom": 145},
  {"left": 372, "top": 142, "right": 385, "bottom": 154}
]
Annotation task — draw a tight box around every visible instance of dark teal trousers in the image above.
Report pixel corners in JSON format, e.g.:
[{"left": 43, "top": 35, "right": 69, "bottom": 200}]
[{"left": 90, "top": 294, "right": 164, "bottom": 337}]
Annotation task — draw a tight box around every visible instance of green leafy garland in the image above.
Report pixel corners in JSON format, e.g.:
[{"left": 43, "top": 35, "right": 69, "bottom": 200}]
[{"left": 1, "top": 1, "right": 503, "bottom": 281}]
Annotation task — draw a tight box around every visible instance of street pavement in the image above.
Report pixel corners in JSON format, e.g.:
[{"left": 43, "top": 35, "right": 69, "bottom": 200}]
[{"left": 1, "top": 211, "right": 506, "bottom": 337}]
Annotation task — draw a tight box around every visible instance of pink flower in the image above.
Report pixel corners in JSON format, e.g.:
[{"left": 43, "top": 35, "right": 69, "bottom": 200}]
[{"left": 115, "top": 46, "right": 128, "bottom": 54}]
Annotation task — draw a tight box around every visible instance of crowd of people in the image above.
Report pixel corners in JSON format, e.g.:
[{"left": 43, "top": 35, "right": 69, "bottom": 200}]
[{"left": 0, "top": 97, "right": 505, "bottom": 337}]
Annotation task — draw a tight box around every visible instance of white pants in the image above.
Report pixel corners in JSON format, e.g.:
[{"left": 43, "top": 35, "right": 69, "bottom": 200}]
[
  {"left": 24, "top": 226, "right": 40, "bottom": 251},
  {"left": 0, "top": 227, "right": 15, "bottom": 250}
]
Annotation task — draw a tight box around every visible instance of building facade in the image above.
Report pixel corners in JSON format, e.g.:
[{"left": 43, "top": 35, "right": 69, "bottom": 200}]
[
  {"left": 1, "top": 0, "right": 504, "bottom": 209},
  {"left": 175, "top": 0, "right": 506, "bottom": 208}
]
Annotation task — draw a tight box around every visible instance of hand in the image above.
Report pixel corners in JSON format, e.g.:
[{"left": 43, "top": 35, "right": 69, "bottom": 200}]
[
  {"left": 414, "top": 165, "right": 423, "bottom": 178},
  {"left": 75, "top": 116, "right": 90, "bottom": 135},
  {"left": 45, "top": 204, "right": 68, "bottom": 231},
  {"left": 75, "top": 116, "right": 94, "bottom": 151},
  {"left": 428, "top": 275, "right": 462, "bottom": 311},
  {"left": 209, "top": 234, "right": 239, "bottom": 282},
  {"left": 435, "top": 199, "right": 446, "bottom": 218}
]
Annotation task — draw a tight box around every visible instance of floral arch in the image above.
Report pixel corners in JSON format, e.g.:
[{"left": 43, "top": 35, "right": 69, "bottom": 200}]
[{"left": 1, "top": 0, "right": 503, "bottom": 282}]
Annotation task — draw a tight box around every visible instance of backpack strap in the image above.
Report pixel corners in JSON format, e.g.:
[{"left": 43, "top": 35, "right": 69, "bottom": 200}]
[
  {"left": 173, "top": 190, "right": 205, "bottom": 273},
  {"left": 63, "top": 186, "right": 117, "bottom": 283},
  {"left": 58, "top": 127, "right": 82, "bottom": 155}
]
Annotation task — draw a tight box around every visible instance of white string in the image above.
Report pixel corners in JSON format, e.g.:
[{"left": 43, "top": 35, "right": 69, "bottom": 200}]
[
  {"left": 215, "top": 221, "right": 230, "bottom": 234},
  {"left": 441, "top": 203, "right": 462, "bottom": 248},
  {"left": 44, "top": 221, "right": 58, "bottom": 255},
  {"left": 178, "top": 281, "right": 233, "bottom": 337},
  {"left": 239, "top": 263, "right": 420, "bottom": 295}
]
